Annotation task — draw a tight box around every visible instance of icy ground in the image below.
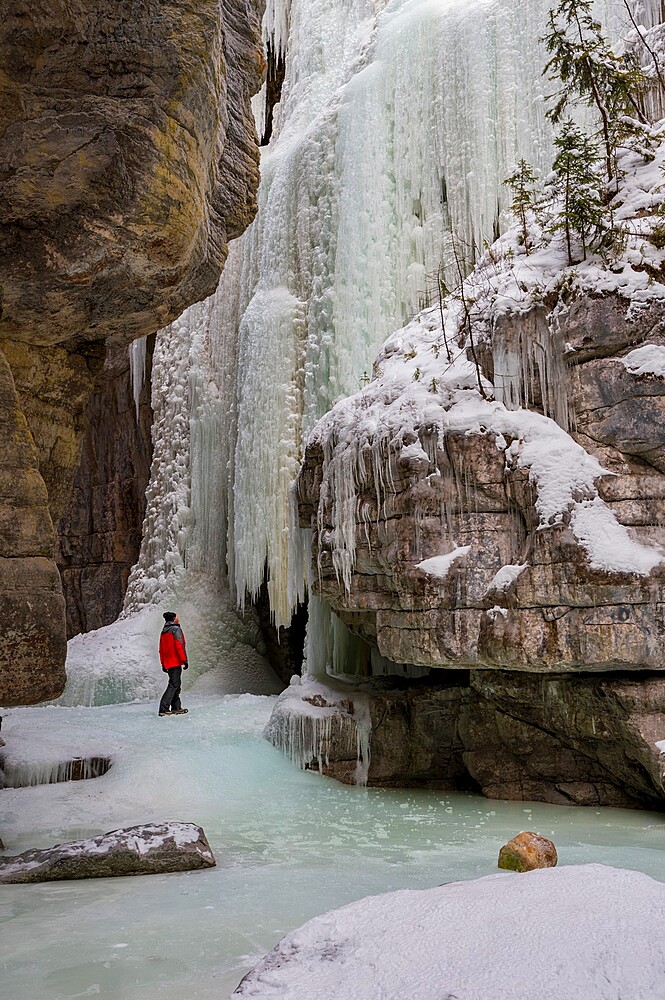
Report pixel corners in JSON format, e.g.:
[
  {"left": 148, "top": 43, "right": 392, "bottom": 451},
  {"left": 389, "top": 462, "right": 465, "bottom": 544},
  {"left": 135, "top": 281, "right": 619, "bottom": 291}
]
[
  {"left": 1, "top": 693, "right": 665, "bottom": 999},
  {"left": 236, "top": 864, "right": 665, "bottom": 1000}
]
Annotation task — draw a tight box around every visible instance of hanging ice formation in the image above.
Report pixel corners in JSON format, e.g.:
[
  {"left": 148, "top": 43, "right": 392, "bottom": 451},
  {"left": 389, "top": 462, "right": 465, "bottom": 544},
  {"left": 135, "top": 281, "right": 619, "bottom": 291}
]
[
  {"left": 128, "top": 336, "right": 148, "bottom": 421},
  {"left": 126, "top": 0, "right": 662, "bottom": 676}
]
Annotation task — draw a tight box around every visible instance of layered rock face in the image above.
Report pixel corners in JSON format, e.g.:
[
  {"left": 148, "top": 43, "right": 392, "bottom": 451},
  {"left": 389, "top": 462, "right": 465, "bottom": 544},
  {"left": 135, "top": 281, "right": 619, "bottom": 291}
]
[
  {"left": 298, "top": 292, "right": 665, "bottom": 675},
  {"left": 289, "top": 285, "right": 665, "bottom": 806},
  {"left": 267, "top": 672, "right": 665, "bottom": 807},
  {"left": 0, "top": 0, "right": 265, "bottom": 703},
  {"left": 56, "top": 342, "right": 155, "bottom": 638}
]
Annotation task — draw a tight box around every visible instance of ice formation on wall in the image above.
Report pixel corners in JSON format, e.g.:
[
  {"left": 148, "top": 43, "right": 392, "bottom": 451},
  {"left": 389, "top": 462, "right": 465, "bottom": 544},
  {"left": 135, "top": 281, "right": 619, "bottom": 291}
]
[
  {"left": 263, "top": 675, "right": 372, "bottom": 783},
  {"left": 128, "top": 336, "right": 148, "bottom": 421},
  {"left": 126, "top": 0, "right": 662, "bottom": 655}
]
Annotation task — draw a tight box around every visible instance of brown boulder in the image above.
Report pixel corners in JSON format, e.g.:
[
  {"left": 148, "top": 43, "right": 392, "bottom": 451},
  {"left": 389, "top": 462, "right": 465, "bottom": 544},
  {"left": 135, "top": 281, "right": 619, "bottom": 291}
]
[{"left": 498, "top": 832, "right": 558, "bottom": 872}]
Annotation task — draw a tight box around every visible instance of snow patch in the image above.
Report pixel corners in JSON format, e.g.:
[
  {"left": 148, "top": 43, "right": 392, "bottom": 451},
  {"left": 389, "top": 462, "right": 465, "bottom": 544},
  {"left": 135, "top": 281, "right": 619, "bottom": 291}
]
[
  {"left": 487, "top": 564, "right": 528, "bottom": 592},
  {"left": 486, "top": 605, "right": 509, "bottom": 621},
  {"left": 570, "top": 499, "right": 664, "bottom": 576},
  {"left": 620, "top": 345, "right": 665, "bottom": 378},
  {"left": 416, "top": 547, "right": 471, "bottom": 579}
]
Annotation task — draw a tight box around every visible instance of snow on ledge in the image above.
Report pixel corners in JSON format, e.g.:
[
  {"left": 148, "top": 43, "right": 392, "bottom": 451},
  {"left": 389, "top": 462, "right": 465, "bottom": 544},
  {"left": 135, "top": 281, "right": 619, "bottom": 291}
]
[
  {"left": 416, "top": 546, "right": 471, "bottom": 578},
  {"left": 570, "top": 498, "right": 664, "bottom": 575},
  {"left": 487, "top": 563, "right": 528, "bottom": 592},
  {"left": 619, "top": 344, "right": 665, "bottom": 378},
  {"left": 235, "top": 865, "right": 665, "bottom": 999}
]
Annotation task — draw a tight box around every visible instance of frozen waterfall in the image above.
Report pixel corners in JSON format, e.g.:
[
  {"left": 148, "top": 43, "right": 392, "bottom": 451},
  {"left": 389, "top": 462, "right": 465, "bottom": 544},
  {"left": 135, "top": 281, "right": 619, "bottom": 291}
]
[{"left": 126, "top": 0, "right": 662, "bottom": 641}]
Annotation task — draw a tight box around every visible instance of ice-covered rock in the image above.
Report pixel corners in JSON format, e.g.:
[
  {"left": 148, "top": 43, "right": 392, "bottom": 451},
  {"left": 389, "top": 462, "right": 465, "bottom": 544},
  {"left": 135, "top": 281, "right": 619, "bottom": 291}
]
[{"left": 0, "top": 822, "right": 215, "bottom": 884}]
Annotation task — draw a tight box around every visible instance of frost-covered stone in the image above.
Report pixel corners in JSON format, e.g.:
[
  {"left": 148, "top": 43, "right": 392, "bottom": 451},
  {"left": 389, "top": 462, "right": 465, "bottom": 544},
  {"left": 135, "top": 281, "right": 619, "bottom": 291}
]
[
  {"left": 0, "top": 822, "right": 215, "bottom": 884},
  {"left": 498, "top": 831, "right": 557, "bottom": 872},
  {"left": 266, "top": 671, "right": 665, "bottom": 805}
]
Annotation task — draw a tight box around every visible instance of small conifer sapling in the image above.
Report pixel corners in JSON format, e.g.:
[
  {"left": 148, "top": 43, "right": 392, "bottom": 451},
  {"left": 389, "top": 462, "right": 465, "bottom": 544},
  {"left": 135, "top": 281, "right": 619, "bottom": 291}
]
[
  {"left": 505, "top": 160, "right": 539, "bottom": 253},
  {"left": 551, "top": 119, "right": 606, "bottom": 265}
]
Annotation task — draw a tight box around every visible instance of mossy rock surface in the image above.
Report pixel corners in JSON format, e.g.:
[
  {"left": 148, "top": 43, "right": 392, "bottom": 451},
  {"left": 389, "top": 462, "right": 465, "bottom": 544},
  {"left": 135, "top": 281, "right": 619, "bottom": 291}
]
[{"left": 498, "top": 831, "right": 558, "bottom": 872}]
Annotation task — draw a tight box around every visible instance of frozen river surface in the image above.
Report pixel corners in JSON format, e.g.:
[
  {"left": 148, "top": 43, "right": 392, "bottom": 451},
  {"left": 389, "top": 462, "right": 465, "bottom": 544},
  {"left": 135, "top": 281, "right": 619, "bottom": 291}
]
[{"left": 1, "top": 693, "right": 664, "bottom": 999}]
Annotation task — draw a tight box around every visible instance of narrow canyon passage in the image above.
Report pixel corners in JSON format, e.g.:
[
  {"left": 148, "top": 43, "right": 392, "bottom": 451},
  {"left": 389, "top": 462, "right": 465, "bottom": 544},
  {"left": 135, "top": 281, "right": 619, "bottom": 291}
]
[{"left": 2, "top": 693, "right": 665, "bottom": 999}]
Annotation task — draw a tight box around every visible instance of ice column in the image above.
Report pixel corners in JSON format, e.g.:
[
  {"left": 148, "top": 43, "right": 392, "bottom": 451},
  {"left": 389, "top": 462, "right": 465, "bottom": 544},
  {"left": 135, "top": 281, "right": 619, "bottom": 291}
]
[
  {"left": 124, "top": 309, "right": 201, "bottom": 608},
  {"left": 128, "top": 337, "right": 147, "bottom": 421}
]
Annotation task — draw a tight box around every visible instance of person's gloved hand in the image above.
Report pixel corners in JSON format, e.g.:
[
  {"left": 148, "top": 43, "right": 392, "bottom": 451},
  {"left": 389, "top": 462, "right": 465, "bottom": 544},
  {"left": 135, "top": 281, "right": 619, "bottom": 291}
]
[{"left": 183, "top": 661, "right": 189, "bottom": 670}]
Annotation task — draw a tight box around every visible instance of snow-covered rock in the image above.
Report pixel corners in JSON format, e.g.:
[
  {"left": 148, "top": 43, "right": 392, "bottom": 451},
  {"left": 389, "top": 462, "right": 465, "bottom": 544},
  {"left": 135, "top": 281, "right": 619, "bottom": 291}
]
[
  {"left": 277, "top": 137, "right": 665, "bottom": 806},
  {"left": 296, "top": 139, "right": 665, "bottom": 678},
  {"left": 0, "top": 822, "right": 215, "bottom": 884},
  {"left": 234, "top": 865, "right": 665, "bottom": 999}
]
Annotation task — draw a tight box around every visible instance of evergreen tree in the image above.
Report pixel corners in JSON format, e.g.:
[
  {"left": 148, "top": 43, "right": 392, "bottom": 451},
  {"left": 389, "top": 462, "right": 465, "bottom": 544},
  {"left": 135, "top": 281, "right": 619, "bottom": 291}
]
[
  {"left": 504, "top": 159, "right": 539, "bottom": 254},
  {"left": 543, "top": 0, "right": 647, "bottom": 187},
  {"left": 551, "top": 119, "right": 606, "bottom": 265}
]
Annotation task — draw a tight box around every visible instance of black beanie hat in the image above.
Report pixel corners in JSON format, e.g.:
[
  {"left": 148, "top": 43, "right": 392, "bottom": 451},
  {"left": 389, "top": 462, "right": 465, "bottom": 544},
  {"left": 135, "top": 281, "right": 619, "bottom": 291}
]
[{"left": 163, "top": 611, "right": 177, "bottom": 622}]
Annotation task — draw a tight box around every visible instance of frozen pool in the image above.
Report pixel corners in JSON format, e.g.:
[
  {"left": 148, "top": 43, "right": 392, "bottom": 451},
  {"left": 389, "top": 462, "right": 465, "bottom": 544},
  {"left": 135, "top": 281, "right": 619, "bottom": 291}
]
[{"left": 1, "top": 693, "right": 664, "bottom": 1000}]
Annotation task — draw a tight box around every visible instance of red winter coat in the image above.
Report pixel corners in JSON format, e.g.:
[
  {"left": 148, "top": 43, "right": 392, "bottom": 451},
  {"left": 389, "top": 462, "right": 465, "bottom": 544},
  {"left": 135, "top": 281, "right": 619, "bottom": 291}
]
[{"left": 159, "top": 623, "right": 187, "bottom": 669}]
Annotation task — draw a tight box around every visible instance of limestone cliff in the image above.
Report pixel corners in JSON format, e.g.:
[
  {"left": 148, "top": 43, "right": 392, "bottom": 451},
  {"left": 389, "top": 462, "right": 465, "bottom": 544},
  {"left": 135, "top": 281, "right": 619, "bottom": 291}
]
[
  {"left": 272, "top": 144, "right": 665, "bottom": 807},
  {"left": 0, "top": 348, "right": 66, "bottom": 703},
  {"left": 0, "top": 0, "right": 264, "bottom": 348},
  {"left": 0, "top": 0, "right": 265, "bottom": 704}
]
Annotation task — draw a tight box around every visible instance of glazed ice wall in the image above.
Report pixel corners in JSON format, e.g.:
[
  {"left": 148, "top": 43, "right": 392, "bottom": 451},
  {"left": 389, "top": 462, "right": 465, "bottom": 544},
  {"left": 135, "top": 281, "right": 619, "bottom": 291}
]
[{"left": 127, "top": 0, "right": 662, "bottom": 629}]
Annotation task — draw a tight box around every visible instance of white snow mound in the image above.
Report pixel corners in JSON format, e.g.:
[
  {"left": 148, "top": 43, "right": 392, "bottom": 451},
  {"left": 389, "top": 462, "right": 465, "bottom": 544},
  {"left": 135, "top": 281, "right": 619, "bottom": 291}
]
[{"left": 235, "top": 864, "right": 665, "bottom": 1000}]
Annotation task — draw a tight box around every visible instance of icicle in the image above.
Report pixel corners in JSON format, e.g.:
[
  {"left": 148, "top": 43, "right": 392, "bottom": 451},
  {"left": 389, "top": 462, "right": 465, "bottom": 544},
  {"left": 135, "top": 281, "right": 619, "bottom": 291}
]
[
  {"left": 129, "top": 336, "right": 147, "bottom": 421},
  {"left": 492, "top": 313, "right": 573, "bottom": 432},
  {"left": 353, "top": 693, "right": 371, "bottom": 786},
  {"left": 263, "top": 675, "right": 372, "bottom": 783},
  {"left": 1, "top": 756, "right": 110, "bottom": 788},
  {"left": 263, "top": 0, "right": 291, "bottom": 58}
]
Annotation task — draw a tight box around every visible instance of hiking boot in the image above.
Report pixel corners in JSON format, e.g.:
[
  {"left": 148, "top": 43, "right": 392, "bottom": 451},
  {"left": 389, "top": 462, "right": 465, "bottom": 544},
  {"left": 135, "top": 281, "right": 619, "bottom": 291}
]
[
  {"left": 171, "top": 708, "right": 189, "bottom": 715},
  {"left": 158, "top": 711, "right": 172, "bottom": 717}
]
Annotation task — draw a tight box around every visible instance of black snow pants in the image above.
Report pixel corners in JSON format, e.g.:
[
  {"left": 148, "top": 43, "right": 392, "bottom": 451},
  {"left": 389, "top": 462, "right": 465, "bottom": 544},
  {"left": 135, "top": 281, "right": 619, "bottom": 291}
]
[{"left": 159, "top": 667, "right": 182, "bottom": 713}]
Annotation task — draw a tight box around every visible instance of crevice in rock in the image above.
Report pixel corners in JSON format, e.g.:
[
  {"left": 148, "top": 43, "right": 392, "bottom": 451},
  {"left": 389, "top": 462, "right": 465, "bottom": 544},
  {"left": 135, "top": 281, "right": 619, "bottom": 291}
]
[
  {"left": 261, "top": 41, "right": 286, "bottom": 146},
  {"left": 254, "top": 576, "right": 308, "bottom": 685},
  {"left": 56, "top": 335, "right": 155, "bottom": 638}
]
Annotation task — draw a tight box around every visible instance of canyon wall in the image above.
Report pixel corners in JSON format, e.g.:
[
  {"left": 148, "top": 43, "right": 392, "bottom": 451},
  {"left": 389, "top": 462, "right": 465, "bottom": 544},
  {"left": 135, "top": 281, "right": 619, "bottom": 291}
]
[
  {"left": 0, "top": 0, "right": 265, "bottom": 704},
  {"left": 56, "top": 341, "right": 155, "bottom": 639}
]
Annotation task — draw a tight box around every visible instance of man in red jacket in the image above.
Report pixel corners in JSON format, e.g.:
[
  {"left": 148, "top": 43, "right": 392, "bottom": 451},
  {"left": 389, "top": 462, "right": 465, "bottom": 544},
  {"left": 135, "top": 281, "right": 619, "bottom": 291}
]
[{"left": 158, "top": 611, "right": 189, "bottom": 716}]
